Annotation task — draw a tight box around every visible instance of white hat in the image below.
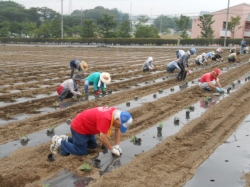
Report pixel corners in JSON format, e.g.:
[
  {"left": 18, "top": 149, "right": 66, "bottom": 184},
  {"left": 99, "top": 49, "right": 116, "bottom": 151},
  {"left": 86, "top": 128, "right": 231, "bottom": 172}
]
[
  {"left": 202, "top": 53, "right": 206, "bottom": 57},
  {"left": 80, "top": 61, "right": 88, "bottom": 71},
  {"left": 148, "top": 57, "right": 153, "bottom": 62},
  {"left": 100, "top": 72, "right": 111, "bottom": 84}
]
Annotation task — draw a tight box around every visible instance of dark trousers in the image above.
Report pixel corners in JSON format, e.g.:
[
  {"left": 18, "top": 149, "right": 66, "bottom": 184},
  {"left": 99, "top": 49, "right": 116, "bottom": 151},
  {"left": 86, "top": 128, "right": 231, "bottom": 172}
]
[
  {"left": 60, "top": 127, "right": 98, "bottom": 156},
  {"left": 176, "top": 63, "right": 187, "bottom": 81},
  {"left": 70, "top": 60, "right": 77, "bottom": 78},
  {"left": 58, "top": 88, "right": 74, "bottom": 101},
  {"left": 143, "top": 67, "right": 149, "bottom": 72}
]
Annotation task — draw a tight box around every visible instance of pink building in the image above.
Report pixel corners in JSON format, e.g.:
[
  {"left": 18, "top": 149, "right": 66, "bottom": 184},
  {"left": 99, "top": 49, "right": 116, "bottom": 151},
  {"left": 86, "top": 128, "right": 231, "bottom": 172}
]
[{"left": 191, "top": 3, "right": 250, "bottom": 39}]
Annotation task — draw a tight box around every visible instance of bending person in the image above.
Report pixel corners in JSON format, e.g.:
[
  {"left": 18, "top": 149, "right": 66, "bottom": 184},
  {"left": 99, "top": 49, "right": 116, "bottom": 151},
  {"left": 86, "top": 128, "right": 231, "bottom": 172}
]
[{"left": 70, "top": 59, "right": 88, "bottom": 78}]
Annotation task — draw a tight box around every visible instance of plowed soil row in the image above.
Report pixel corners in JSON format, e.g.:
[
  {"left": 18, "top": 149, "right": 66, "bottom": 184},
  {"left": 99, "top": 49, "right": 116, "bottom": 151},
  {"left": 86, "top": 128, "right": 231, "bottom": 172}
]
[
  {"left": 1, "top": 61, "right": 246, "bottom": 144},
  {"left": 0, "top": 61, "right": 249, "bottom": 187}
]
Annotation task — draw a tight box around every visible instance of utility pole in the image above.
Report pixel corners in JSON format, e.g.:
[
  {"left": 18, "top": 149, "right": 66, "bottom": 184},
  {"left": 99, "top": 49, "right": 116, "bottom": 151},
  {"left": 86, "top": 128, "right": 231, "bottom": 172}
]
[
  {"left": 160, "top": 18, "right": 163, "bottom": 33},
  {"left": 224, "top": 0, "right": 230, "bottom": 47},
  {"left": 61, "top": 0, "right": 64, "bottom": 39},
  {"left": 81, "top": 8, "right": 83, "bottom": 27}
]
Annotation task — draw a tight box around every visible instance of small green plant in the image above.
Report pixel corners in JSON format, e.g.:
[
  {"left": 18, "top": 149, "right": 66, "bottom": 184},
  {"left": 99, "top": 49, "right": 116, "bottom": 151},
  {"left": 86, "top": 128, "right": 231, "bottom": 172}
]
[
  {"left": 10, "top": 97, "right": 15, "bottom": 102},
  {"left": 205, "top": 96, "right": 209, "bottom": 102},
  {"left": 72, "top": 96, "right": 77, "bottom": 100},
  {"left": 80, "top": 163, "right": 91, "bottom": 171},
  {"left": 130, "top": 135, "right": 136, "bottom": 143},
  {"left": 158, "top": 122, "right": 163, "bottom": 128},
  {"left": 34, "top": 108, "right": 37, "bottom": 111},
  {"left": 5, "top": 113, "right": 11, "bottom": 118},
  {"left": 50, "top": 125, "right": 55, "bottom": 131},
  {"left": 43, "top": 184, "right": 50, "bottom": 187},
  {"left": 53, "top": 101, "right": 59, "bottom": 107},
  {"left": 82, "top": 93, "right": 86, "bottom": 97},
  {"left": 21, "top": 134, "right": 28, "bottom": 139}
]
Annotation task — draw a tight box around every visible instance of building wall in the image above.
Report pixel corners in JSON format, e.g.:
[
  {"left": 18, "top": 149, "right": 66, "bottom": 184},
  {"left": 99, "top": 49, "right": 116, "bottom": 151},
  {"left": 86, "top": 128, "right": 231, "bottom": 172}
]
[{"left": 191, "top": 3, "right": 250, "bottom": 39}]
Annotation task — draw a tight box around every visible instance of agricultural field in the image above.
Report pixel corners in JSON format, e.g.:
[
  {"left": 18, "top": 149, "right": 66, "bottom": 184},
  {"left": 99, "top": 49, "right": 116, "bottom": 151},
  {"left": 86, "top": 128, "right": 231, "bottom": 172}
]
[{"left": 0, "top": 45, "right": 250, "bottom": 187}]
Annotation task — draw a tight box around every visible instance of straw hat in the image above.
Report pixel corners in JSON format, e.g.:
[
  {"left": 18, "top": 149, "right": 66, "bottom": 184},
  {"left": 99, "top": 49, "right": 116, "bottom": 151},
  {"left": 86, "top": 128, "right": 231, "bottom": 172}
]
[
  {"left": 100, "top": 72, "right": 111, "bottom": 84},
  {"left": 80, "top": 61, "right": 88, "bottom": 71}
]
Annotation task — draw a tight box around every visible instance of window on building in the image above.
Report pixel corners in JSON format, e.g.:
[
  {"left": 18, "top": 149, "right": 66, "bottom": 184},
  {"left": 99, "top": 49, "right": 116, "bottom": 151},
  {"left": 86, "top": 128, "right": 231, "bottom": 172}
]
[{"left": 222, "top": 22, "right": 226, "bottom": 30}]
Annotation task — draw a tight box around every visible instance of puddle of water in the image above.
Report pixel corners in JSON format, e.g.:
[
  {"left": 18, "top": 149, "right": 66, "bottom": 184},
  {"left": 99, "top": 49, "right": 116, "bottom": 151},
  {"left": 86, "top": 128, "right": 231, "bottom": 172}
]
[{"left": 183, "top": 115, "right": 250, "bottom": 187}]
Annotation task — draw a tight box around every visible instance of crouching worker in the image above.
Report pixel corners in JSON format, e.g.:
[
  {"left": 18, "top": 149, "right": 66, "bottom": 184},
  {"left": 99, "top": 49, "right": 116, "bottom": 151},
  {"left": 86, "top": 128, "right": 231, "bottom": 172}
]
[
  {"left": 228, "top": 51, "right": 240, "bottom": 63},
  {"left": 57, "top": 74, "right": 83, "bottom": 101},
  {"left": 199, "top": 68, "right": 223, "bottom": 92},
  {"left": 142, "top": 57, "right": 156, "bottom": 72},
  {"left": 84, "top": 72, "right": 111, "bottom": 95},
  {"left": 69, "top": 60, "right": 88, "bottom": 78},
  {"left": 166, "top": 61, "right": 181, "bottom": 73},
  {"left": 195, "top": 53, "right": 207, "bottom": 66},
  {"left": 50, "top": 106, "right": 133, "bottom": 156}
]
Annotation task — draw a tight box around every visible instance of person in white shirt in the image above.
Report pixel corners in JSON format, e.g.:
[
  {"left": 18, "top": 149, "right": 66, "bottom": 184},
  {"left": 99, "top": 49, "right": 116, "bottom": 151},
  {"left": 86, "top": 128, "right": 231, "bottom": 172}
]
[
  {"left": 195, "top": 53, "right": 207, "bottom": 66},
  {"left": 57, "top": 74, "right": 83, "bottom": 101},
  {"left": 142, "top": 57, "right": 156, "bottom": 72}
]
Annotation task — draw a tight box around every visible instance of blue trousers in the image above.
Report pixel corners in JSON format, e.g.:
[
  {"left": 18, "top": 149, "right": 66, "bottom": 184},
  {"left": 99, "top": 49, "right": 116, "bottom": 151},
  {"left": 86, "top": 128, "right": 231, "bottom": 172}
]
[{"left": 60, "top": 127, "right": 98, "bottom": 156}]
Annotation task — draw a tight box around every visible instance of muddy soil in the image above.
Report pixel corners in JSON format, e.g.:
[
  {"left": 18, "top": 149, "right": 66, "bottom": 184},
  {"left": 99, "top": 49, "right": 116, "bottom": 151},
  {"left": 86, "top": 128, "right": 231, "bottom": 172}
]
[{"left": 0, "top": 45, "right": 249, "bottom": 187}]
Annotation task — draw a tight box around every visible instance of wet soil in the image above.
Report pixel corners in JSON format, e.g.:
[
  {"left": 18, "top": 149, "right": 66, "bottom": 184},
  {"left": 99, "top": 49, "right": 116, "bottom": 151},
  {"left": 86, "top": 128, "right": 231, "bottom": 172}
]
[{"left": 0, "top": 45, "right": 250, "bottom": 187}]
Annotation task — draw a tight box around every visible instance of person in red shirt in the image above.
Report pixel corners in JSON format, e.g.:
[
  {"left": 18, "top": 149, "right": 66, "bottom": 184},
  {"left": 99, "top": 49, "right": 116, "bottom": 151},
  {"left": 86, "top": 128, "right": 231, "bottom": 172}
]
[
  {"left": 199, "top": 68, "right": 223, "bottom": 92},
  {"left": 50, "top": 107, "right": 133, "bottom": 156}
]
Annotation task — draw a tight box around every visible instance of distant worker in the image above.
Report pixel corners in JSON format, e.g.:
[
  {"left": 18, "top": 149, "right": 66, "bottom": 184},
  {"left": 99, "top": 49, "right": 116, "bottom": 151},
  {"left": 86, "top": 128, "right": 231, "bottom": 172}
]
[
  {"left": 240, "top": 38, "right": 247, "bottom": 54},
  {"left": 195, "top": 53, "right": 207, "bottom": 66},
  {"left": 166, "top": 61, "right": 181, "bottom": 73},
  {"left": 211, "top": 53, "right": 223, "bottom": 63},
  {"left": 142, "top": 57, "right": 156, "bottom": 72},
  {"left": 216, "top": 47, "right": 223, "bottom": 54},
  {"left": 176, "top": 48, "right": 196, "bottom": 81},
  {"left": 199, "top": 68, "right": 223, "bottom": 93},
  {"left": 205, "top": 51, "right": 215, "bottom": 61},
  {"left": 84, "top": 72, "right": 111, "bottom": 95},
  {"left": 57, "top": 74, "right": 83, "bottom": 101},
  {"left": 228, "top": 51, "right": 240, "bottom": 63},
  {"left": 230, "top": 47, "right": 236, "bottom": 53},
  {"left": 175, "top": 49, "right": 185, "bottom": 59},
  {"left": 70, "top": 59, "right": 88, "bottom": 78}
]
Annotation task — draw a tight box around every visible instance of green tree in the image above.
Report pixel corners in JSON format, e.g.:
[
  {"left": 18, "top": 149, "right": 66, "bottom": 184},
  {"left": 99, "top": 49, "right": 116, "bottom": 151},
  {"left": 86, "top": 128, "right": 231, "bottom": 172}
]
[
  {"left": 0, "top": 22, "right": 10, "bottom": 37},
  {"left": 228, "top": 16, "right": 241, "bottom": 38},
  {"left": 50, "top": 18, "right": 61, "bottom": 38},
  {"left": 137, "top": 15, "right": 149, "bottom": 26},
  {"left": 153, "top": 15, "right": 176, "bottom": 31},
  {"left": 135, "top": 25, "right": 159, "bottom": 38},
  {"left": 175, "top": 15, "right": 190, "bottom": 39},
  {"left": 81, "top": 19, "right": 96, "bottom": 38},
  {"left": 21, "top": 22, "right": 37, "bottom": 36},
  {"left": 198, "top": 14, "right": 215, "bottom": 39},
  {"left": 97, "top": 14, "right": 116, "bottom": 38},
  {"left": 117, "top": 20, "right": 131, "bottom": 38}
]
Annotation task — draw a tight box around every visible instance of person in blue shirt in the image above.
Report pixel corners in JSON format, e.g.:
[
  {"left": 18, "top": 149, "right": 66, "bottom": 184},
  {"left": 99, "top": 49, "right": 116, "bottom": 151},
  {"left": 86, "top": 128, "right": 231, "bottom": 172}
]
[
  {"left": 176, "top": 48, "right": 196, "bottom": 81},
  {"left": 69, "top": 60, "right": 88, "bottom": 78},
  {"left": 240, "top": 38, "right": 247, "bottom": 54}
]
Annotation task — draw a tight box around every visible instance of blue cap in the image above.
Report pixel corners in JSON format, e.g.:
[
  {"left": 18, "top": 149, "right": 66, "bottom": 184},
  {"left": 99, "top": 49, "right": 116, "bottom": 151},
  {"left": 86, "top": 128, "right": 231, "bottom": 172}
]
[
  {"left": 119, "top": 111, "right": 133, "bottom": 133},
  {"left": 190, "top": 48, "right": 196, "bottom": 55}
]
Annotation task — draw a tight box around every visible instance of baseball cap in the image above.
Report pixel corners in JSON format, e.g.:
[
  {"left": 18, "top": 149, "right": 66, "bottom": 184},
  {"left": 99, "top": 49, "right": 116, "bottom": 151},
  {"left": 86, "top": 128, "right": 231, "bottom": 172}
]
[
  {"left": 119, "top": 111, "right": 133, "bottom": 133},
  {"left": 213, "top": 68, "right": 221, "bottom": 75},
  {"left": 190, "top": 48, "right": 196, "bottom": 55},
  {"left": 202, "top": 53, "right": 206, "bottom": 57}
]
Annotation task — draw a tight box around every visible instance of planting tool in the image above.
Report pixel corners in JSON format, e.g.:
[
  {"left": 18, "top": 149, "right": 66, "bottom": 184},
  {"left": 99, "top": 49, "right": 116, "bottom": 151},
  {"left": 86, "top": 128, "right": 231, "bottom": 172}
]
[{"left": 19, "top": 135, "right": 29, "bottom": 144}]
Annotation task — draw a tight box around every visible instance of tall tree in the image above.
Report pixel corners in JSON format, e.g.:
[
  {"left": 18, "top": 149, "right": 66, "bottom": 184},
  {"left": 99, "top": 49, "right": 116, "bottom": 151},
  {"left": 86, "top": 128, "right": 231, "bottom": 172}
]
[
  {"left": 81, "top": 19, "right": 96, "bottom": 38},
  {"left": 175, "top": 15, "right": 190, "bottom": 39},
  {"left": 153, "top": 15, "right": 176, "bottom": 31},
  {"left": 228, "top": 16, "right": 241, "bottom": 38},
  {"left": 135, "top": 25, "right": 159, "bottom": 38},
  {"left": 198, "top": 14, "right": 215, "bottom": 39},
  {"left": 97, "top": 14, "right": 116, "bottom": 38},
  {"left": 0, "top": 22, "right": 10, "bottom": 37},
  {"left": 117, "top": 20, "right": 131, "bottom": 38}
]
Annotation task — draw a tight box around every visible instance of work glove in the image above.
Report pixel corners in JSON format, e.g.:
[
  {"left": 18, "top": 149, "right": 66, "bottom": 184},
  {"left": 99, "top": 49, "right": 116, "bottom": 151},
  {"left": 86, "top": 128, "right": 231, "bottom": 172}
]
[
  {"left": 114, "top": 145, "right": 122, "bottom": 154},
  {"left": 153, "top": 67, "right": 157, "bottom": 71},
  {"left": 216, "top": 87, "right": 223, "bottom": 93},
  {"left": 111, "top": 148, "right": 120, "bottom": 156},
  {"left": 95, "top": 90, "right": 100, "bottom": 95}
]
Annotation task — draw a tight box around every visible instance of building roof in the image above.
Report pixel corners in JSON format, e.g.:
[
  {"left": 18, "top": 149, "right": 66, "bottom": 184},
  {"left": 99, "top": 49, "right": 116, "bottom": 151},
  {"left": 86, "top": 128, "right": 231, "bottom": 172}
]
[{"left": 211, "top": 3, "right": 250, "bottom": 14}]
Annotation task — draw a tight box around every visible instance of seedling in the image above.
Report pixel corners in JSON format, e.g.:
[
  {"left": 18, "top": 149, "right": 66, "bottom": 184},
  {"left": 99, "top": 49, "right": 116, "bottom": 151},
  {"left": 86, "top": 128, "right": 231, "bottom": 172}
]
[
  {"left": 189, "top": 106, "right": 195, "bottom": 111},
  {"left": 158, "top": 122, "right": 163, "bottom": 128},
  {"left": 231, "top": 82, "right": 235, "bottom": 88},
  {"left": 82, "top": 93, "right": 86, "bottom": 97},
  {"left": 126, "top": 101, "right": 130, "bottom": 107},
  {"left": 134, "top": 82, "right": 139, "bottom": 86},
  {"left": 72, "top": 96, "right": 77, "bottom": 100},
  {"left": 170, "top": 88, "right": 174, "bottom": 92},
  {"left": 53, "top": 101, "right": 59, "bottom": 107},
  {"left": 205, "top": 96, "right": 209, "bottom": 102},
  {"left": 80, "top": 163, "right": 91, "bottom": 171},
  {"left": 5, "top": 113, "right": 11, "bottom": 118},
  {"left": 130, "top": 135, "right": 136, "bottom": 143},
  {"left": 10, "top": 97, "right": 16, "bottom": 102},
  {"left": 134, "top": 96, "right": 138, "bottom": 100},
  {"left": 47, "top": 126, "right": 55, "bottom": 134},
  {"left": 159, "top": 89, "right": 163, "bottom": 93},
  {"left": 19, "top": 134, "right": 29, "bottom": 143},
  {"left": 153, "top": 94, "right": 157, "bottom": 98},
  {"left": 43, "top": 184, "right": 50, "bottom": 187},
  {"left": 174, "top": 117, "right": 180, "bottom": 125}
]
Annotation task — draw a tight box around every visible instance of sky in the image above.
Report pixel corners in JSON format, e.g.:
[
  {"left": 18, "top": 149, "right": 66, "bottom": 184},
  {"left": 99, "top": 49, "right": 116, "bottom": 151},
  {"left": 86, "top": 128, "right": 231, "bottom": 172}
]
[{"left": 12, "top": 0, "right": 249, "bottom": 17}]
